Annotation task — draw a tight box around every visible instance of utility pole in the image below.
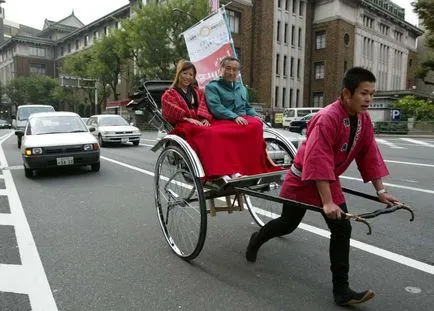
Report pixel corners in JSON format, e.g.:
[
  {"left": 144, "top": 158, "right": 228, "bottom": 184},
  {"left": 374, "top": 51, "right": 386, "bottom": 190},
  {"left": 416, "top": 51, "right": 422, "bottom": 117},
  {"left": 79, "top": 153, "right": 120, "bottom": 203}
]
[{"left": 60, "top": 76, "right": 98, "bottom": 115}]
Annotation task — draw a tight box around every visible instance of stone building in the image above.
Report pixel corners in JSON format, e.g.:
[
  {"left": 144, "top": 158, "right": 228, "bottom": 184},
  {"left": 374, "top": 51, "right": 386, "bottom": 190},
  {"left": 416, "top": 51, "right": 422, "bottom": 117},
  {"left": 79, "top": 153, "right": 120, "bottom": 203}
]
[{"left": 0, "top": 0, "right": 426, "bottom": 121}]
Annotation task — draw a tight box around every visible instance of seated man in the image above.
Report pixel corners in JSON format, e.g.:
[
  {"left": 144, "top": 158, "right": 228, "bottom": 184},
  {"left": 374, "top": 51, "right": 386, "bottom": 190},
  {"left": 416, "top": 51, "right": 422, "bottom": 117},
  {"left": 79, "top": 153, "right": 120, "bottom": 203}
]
[
  {"left": 205, "top": 56, "right": 258, "bottom": 125},
  {"left": 203, "top": 56, "right": 279, "bottom": 178}
]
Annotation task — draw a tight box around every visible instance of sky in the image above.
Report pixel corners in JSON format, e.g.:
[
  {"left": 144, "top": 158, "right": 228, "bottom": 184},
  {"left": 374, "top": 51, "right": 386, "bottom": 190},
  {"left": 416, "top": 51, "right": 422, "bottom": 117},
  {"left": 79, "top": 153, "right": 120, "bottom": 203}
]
[
  {"left": 1, "top": 0, "right": 420, "bottom": 30},
  {"left": 2, "top": 0, "right": 129, "bottom": 30}
]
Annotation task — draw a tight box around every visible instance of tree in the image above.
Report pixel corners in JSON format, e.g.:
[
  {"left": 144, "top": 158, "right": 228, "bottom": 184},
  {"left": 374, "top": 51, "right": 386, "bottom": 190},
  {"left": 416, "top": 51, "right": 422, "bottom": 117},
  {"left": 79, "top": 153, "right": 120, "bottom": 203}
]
[
  {"left": 5, "top": 75, "right": 66, "bottom": 110},
  {"left": 91, "top": 29, "right": 131, "bottom": 100},
  {"left": 394, "top": 96, "right": 434, "bottom": 121},
  {"left": 412, "top": 0, "right": 434, "bottom": 83},
  {"left": 122, "top": 0, "right": 210, "bottom": 80}
]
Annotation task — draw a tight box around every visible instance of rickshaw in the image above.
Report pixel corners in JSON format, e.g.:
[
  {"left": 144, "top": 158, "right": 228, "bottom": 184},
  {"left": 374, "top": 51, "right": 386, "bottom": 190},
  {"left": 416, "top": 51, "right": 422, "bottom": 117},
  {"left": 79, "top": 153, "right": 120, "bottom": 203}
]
[{"left": 127, "top": 81, "right": 414, "bottom": 261}]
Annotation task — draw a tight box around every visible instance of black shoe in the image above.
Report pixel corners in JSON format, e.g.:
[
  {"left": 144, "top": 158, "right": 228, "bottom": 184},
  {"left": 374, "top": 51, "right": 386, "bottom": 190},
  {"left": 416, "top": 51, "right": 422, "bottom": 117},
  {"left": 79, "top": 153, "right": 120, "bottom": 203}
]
[
  {"left": 246, "top": 232, "right": 259, "bottom": 263},
  {"left": 334, "top": 288, "right": 375, "bottom": 306}
]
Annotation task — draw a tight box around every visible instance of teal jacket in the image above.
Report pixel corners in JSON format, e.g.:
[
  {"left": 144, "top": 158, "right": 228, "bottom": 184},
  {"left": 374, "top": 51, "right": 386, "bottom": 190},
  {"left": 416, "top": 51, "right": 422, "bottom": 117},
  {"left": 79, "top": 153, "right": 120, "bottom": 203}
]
[{"left": 205, "top": 77, "right": 257, "bottom": 120}]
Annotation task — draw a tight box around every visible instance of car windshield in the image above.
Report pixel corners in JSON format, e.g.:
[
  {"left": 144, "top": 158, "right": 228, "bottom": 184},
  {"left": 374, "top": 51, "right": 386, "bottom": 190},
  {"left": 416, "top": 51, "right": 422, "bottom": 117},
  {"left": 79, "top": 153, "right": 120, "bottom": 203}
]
[
  {"left": 18, "top": 107, "right": 54, "bottom": 121},
  {"left": 29, "top": 115, "right": 88, "bottom": 135},
  {"left": 99, "top": 116, "right": 129, "bottom": 126},
  {"left": 303, "top": 113, "right": 316, "bottom": 121}
]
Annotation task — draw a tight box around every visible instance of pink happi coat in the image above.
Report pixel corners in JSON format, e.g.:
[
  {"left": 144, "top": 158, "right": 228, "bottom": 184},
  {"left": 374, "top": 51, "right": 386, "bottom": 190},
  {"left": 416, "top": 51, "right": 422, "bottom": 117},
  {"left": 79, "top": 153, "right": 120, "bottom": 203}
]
[{"left": 280, "top": 99, "right": 389, "bottom": 206}]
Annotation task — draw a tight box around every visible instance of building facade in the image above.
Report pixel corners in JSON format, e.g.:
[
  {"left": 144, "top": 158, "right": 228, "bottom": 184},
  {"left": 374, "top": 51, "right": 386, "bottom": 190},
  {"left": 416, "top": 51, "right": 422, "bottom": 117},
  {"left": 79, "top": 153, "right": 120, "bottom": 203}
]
[
  {"left": 305, "top": 0, "right": 423, "bottom": 109},
  {"left": 0, "top": 0, "right": 426, "bottom": 119}
]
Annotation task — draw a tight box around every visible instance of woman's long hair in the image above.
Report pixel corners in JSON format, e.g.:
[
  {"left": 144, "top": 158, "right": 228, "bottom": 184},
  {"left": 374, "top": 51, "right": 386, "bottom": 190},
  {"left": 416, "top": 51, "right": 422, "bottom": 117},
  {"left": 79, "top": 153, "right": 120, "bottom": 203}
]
[{"left": 171, "top": 60, "right": 197, "bottom": 88}]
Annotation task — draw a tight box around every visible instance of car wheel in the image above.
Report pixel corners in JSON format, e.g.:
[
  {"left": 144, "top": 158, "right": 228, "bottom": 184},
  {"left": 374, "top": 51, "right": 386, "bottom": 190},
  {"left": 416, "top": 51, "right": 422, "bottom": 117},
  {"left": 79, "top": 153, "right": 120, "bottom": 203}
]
[
  {"left": 17, "top": 138, "right": 21, "bottom": 149},
  {"left": 301, "top": 128, "right": 307, "bottom": 136},
  {"left": 91, "top": 162, "right": 100, "bottom": 172},
  {"left": 98, "top": 135, "right": 105, "bottom": 147},
  {"left": 132, "top": 141, "right": 139, "bottom": 146},
  {"left": 24, "top": 167, "right": 33, "bottom": 178}
]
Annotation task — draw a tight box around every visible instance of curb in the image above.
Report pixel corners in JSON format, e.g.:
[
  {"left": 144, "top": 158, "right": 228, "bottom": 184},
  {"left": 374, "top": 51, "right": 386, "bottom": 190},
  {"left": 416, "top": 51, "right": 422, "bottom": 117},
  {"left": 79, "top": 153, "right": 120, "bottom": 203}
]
[{"left": 375, "top": 134, "right": 434, "bottom": 138}]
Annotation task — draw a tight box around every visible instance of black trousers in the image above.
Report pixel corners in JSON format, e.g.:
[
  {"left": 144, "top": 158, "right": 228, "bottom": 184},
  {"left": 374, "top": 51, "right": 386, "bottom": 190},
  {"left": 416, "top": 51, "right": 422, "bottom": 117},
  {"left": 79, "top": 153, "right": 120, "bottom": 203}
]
[{"left": 253, "top": 202, "right": 352, "bottom": 293}]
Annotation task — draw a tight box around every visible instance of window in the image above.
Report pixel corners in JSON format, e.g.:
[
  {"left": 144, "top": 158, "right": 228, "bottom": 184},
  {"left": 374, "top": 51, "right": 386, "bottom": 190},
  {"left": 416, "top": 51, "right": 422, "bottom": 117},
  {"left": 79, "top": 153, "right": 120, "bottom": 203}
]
[
  {"left": 289, "top": 88, "right": 293, "bottom": 107},
  {"left": 93, "top": 31, "right": 99, "bottom": 40},
  {"left": 363, "top": 15, "right": 374, "bottom": 28},
  {"left": 299, "top": 1, "right": 304, "bottom": 16},
  {"left": 275, "top": 86, "right": 279, "bottom": 107},
  {"left": 380, "top": 23, "right": 389, "bottom": 35},
  {"left": 75, "top": 39, "right": 79, "bottom": 50},
  {"left": 29, "top": 63, "right": 46, "bottom": 75},
  {"left": 284, "top": 23, "right": 288, "bottom": 43},
  {"left": 276, "top": 53, "right": 280, "bottom": 75},
  {"left": 282, "top": 87, "right": 287, "bottom": 107},
  {"left": 292, "top": 0, "right": 297, "bottom": 14},
  {"left": 296, "top": 89, "right": 300, "bottom": 105},
  {"left": 278, "top": 0, "right": 282, "bottom": 8},
  {"left": 285, "top": 0, "right": 289, "bottom": 10},
  {"left": 67, "top": 43, "right": 71, "bottom": 53},
  {"left": 29, "top": 47, "right": 46, "bottom": 57},
  {"left": 316, "top": 31, "right": 326, "bottom": 49},
  {"left": 297, "top": 58, "right": 301, "bottom": 78},
  {"left": 283, "top": 55, "right": 287, "bottom": 76},
  {"left": 394, "top": 30, "right": 403, "bottom": 41},
  {"left": 314, "top": 62, "right": 325, "bottom": 79},
  {"left": 313, "top": 92, "right": 324, "bottom": 107},
  {"left": 291, "top": 25, "right": 295, "bottom": 45},
  {"left": 84, "top": 35, "right": 89, "bottom": 46},
  {"left": 226, "top": 10, "right": 240, "bottom": 34},
  {"left": 277, "top": 21, "right": 281, "bottom": 41},
  {"left": 344, "top": 33, "right": 350, "bottom": 46},
  {"left": 290, "top": 57, "right": 294, "bottom": 77},
  {"left": 104, "top": 26, "right": 108, "bottom": 36},
  {"left": 60, "top": 46, "right": 64, "bottom": 56},
  {"left": 298, "top": 27, "right": 302, "bottom": 47}
]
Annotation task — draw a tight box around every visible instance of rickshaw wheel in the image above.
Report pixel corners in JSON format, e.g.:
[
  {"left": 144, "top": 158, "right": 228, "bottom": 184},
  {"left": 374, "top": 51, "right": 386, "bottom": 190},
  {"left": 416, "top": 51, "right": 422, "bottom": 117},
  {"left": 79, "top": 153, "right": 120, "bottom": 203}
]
[
  {"left": 264, "top": 137, "right": 294, "bottom": 169},
  {"left": 244, "top": 173, "right": 286, "bottom": 227},
  {"left": 154, "top": 144, "right": 207, "bottom": 260},
  {"left": 245, "top": 137, "right": 295, "bottom": 227}
]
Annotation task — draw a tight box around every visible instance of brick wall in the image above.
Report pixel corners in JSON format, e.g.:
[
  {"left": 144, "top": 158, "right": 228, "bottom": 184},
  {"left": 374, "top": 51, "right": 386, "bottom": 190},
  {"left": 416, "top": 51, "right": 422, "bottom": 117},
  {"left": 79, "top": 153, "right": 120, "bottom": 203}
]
[
  {"left": 250, "top": 0, "right": 274, "bottom": 106},
  {"left": 311, "top": 19, "right": 355, "bottom": 106}
]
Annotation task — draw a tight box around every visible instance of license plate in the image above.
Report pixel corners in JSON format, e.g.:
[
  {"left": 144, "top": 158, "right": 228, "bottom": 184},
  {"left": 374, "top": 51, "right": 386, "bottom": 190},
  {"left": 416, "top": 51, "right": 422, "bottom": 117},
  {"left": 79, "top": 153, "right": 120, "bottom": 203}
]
[
  {"left": 121, "top": 137, "right": 129, "bottom": 143},
  {"left": 57, "top": 156, "right": 74, "bottom": 166}
]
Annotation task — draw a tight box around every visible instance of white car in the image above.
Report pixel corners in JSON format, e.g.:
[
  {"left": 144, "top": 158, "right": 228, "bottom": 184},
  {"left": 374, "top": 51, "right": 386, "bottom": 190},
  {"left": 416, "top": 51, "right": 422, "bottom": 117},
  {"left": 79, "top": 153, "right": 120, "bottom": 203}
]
[
  {"left": 86, "top": 114, "right": 141, "bottom": 147},
  {"left": 19, "top": 111, "right": 100, "bottom": 178}
]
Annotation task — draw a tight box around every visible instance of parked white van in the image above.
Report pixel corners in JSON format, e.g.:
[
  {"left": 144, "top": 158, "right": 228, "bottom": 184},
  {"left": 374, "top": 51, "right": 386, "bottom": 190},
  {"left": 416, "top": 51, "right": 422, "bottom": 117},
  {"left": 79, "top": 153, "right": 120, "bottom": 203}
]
[
  {"left": 282, "top": 107, "right": 322, "bottom": 129},
  {"left": 13, "top": 104, "right": 55, "bottom": 148}
]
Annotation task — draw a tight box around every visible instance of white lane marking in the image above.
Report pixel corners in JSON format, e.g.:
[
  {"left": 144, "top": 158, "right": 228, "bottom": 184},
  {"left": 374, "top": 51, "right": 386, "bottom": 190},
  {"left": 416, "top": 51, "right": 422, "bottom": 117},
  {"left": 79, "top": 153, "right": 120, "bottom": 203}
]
[
  {"left": 341, "top": 176, "right": 434, "bottom": 195},
  {"left": 375, "top": 138, "right": 406, "bottom": 149},
  {"left": 400, "top": 138, "right": 434, "bottom": 148},
  {"left": 251, "top": 208, "right": 434, "bottom": 276},
  {"left": 140, "top": 138, "right": 158, "bottom": 142},
  {"left": 400, "top": 179, "right": 419, "bottom": 184},
  {"left": 384, "top": 160, "right": 434, "bottom": 168},
  {"left": 100, "top": 155, "right": 434, "bottom": 276},
  {"left": 0, "top": 132, "right": 58, "bottom": 310},
  {"left": 0, "top": 165, "right": 24, "bottom": 170},
  {"left": 139, "top": 143, "right": 154, "bottom": 147}
]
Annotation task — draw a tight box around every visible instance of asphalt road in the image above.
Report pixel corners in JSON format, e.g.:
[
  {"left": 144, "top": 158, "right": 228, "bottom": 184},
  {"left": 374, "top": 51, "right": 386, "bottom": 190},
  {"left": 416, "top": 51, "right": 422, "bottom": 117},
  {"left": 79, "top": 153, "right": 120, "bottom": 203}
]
[{"left": 0, "top": 130, "right": 433, "bottom": 311}]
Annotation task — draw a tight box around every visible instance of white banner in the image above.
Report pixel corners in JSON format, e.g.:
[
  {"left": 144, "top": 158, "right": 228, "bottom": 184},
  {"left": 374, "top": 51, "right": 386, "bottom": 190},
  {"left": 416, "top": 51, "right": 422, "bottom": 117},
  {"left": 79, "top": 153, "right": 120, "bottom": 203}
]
[{"left": 183, "top": 9, "right": 235, "bottom": 87}]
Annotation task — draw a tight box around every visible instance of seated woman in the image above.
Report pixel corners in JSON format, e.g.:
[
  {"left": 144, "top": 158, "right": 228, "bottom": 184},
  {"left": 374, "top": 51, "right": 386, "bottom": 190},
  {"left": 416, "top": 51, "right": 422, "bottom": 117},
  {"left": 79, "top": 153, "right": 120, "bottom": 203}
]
[{"left": 161, "top": 60, "right": 278, "bottom": 181}]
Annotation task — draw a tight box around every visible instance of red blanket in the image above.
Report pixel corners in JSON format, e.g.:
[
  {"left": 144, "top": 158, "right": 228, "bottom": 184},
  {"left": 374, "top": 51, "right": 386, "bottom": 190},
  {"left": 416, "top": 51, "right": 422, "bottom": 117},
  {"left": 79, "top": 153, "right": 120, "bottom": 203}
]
[{"left": 170, "top": 116, "right": 279, "bottom": 179}]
